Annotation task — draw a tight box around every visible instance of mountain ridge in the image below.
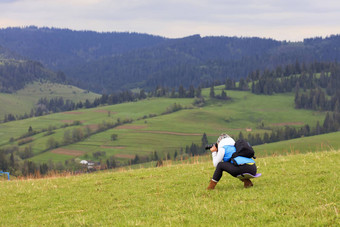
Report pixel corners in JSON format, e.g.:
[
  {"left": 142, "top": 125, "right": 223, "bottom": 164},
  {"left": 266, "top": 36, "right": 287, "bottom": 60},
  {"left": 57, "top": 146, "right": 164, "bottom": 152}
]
[{"left": 1, "top": 26, "right": 340, "bottom": 93}]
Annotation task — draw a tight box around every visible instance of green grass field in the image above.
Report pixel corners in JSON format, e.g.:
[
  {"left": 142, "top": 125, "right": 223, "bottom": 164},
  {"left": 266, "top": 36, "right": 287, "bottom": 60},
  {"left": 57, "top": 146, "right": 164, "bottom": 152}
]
[
  {"left": 1, "top": 150, "right": 339, "bottom": 226},
  {"left": 255, "top": 131, "right": 340, "bottom": 156},
  {"left": 0, "top": 86, "right": 333, "bottom": 165},
  {"left": 0, "top": 82, "right": 100, "bottom": 119}
]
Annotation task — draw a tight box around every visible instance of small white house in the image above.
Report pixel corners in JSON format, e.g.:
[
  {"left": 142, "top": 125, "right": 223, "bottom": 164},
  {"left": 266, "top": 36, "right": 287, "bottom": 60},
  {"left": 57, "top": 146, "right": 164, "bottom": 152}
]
[{"left": 80, "top": 160, "right": 88, "bottom": 165}]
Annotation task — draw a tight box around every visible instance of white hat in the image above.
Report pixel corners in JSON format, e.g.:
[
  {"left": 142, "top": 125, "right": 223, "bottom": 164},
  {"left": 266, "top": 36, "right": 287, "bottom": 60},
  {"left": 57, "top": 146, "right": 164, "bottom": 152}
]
[{"left": 217, "top": 133, "right": 231, "bottom": 144}]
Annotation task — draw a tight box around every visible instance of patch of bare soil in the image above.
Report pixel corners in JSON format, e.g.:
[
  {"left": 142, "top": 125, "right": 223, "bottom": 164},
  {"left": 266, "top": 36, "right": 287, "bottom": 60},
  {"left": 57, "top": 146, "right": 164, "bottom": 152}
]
[
  {"left": 116, "top": 125, "right": 147, "bottom": 130},
  {"left": 51, "top": 148, "right": 85, "bottom": 156}
]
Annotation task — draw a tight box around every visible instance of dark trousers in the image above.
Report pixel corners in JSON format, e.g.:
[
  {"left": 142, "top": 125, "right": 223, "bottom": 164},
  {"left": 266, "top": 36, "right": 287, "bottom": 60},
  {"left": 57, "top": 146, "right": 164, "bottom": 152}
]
[{"left": 212, "top": 162, "right": 257, "bottom": 182}]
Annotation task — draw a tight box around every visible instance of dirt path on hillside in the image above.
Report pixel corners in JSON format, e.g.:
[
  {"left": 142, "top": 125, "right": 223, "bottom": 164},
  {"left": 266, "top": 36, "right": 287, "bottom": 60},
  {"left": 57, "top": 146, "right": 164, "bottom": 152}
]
[{"left": 116, "top": 125, "right": 147, "bottom": 130}]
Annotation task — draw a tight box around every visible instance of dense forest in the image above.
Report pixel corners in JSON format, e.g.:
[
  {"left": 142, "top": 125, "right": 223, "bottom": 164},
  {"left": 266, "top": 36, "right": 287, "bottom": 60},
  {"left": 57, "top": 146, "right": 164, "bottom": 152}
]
[
  {"left": 0, "top": 59, "right": 66, "bottom": 93},
  {"left": 0, "top": 26, "right": 165, "bottom": 70},
  {"left": 1, "top": 27, "right": 340, "bottom": 93}
]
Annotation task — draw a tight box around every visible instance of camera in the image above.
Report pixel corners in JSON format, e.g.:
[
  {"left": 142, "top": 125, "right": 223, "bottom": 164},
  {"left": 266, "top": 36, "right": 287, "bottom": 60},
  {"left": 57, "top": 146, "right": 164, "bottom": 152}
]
[{"left": 205, "top": 143, "right": 217, "bottom": 150}]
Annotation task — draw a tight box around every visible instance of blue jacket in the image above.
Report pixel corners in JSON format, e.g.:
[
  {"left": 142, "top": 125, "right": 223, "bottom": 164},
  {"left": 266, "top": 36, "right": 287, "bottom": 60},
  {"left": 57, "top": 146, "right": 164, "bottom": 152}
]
[{"left": 222, "top": 145, "right": 255, "bottom": 165}]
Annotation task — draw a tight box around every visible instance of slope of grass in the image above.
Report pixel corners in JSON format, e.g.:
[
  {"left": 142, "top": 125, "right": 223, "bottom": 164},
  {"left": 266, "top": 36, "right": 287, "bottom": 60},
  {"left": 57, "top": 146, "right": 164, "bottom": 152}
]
[
  {"left": 0, "top": 150, "right": 339, "bottom": 226},
  {"left": 53, "top": 90, "right": 326, "bottom": 163},
  {"left": 254, "top": 131, "right": 340, "bottom": 157},
  {"left": 0, "top": 81, "right": 100, "bottom": 119}
]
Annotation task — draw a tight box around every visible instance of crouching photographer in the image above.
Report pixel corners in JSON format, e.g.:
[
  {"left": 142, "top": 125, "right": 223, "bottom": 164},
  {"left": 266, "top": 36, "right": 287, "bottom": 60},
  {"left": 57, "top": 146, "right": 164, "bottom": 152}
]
[{"left": 206, "top": 133, "right": 257, "bottom": 190}]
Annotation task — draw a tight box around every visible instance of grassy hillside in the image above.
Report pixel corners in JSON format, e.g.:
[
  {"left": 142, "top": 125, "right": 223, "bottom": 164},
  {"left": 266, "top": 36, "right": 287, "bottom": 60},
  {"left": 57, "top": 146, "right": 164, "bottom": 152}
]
[
  {"left": 0, "top": 87, "right": 331, "bottom": 166},
  {"left": 255, "top": 131, "right": 340, "bottom": 156},
  {"left": 1, "top": 150, "right": 339, "bottom": 226},
  {"left": 0, "top": 82, "right": 100, "bottom": 119}
]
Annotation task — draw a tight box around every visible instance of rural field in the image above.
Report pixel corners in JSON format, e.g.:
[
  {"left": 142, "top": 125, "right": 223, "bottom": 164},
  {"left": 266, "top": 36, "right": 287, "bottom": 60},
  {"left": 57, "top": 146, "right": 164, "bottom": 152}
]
[
  {"left": 0, "top": 86, "right": 331, "bottom": 167},
  {"left": 0, "top": 150, "right": 339, "bottom": 226}
]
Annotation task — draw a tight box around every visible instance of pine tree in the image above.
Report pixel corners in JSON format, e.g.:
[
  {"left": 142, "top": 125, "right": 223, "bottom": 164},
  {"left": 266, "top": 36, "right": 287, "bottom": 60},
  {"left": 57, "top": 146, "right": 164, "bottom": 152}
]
[
  {"left": 238, "top": 131, "right": 244, "bottom": 140},
  {"left": 221, "top": 90, "right": 227, "bottom": 100},
  {"left": 178, "top": 85, "right": 185, "bottom": 98},
  {"left": 323, "top": 112, "right": 331, "bottom": 132},
  {"left": 315, "top": 121, "right": 321, "bottom": 135},
  {"left": 201, "top": 133, "right": 208, "bottom": 148},
  {"left": 10, "top": 152, "right": 15, "bottom": 169},
  {"left": 195, "top": 86, "right": 202, "bottom": 98},
  {"left": 188, "top": 85, "right": 195, "bottom": 98},
  {"left": 209, "top": 85, "right": 215, "bottom": 98}
]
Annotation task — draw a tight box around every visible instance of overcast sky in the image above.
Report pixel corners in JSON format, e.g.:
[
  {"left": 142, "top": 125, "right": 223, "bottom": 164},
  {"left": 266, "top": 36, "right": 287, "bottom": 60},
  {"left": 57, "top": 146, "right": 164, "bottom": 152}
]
[{"left": 1, "top": 0, "right": 339, "bottom": 41}]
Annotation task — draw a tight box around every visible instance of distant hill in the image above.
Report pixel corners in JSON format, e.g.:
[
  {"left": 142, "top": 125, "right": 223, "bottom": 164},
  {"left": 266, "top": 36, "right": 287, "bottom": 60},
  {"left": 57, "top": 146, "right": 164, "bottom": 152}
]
[
  {"left": 66, "top": 35, "right": 340, "bottom": 92},
  {"left": 0, "top": 26, "right": 166, "bottom": 69},
  {"left": 1, "top": 26, "right": 340, "bottom": 93},
  {"left": 0, "top": 44, "right": 67, "bottom": 93},
  {"left": 0, "top": 44, "right": 100, "bottom": 119},
  {"left": 0, "top": 58, "right": 66, "bottom": 93},
  {"left": 0, "top": 82, "right": 100, "bottom": 120}
]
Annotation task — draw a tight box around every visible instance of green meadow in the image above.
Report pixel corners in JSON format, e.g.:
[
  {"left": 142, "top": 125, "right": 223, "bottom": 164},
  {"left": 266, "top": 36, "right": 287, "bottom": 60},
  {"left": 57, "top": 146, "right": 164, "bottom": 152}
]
[
  {"left": 0, "top": 150, "right": 339, "bottom": 226},
  {"left": 255, "top": 131, "right": 340, "bottom": 157},
  {"left": 0, "top": 86, "right": 333, "bottom": 165},
  {"left": 0, "top": 82, "right": 100, "bottom": 119}
]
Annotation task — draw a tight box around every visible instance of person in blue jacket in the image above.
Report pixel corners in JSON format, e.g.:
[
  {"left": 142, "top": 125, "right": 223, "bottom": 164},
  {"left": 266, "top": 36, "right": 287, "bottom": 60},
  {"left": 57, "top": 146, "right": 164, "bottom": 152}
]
[{"left": 207, "top": 133, "right": 257, "bottom": 190}]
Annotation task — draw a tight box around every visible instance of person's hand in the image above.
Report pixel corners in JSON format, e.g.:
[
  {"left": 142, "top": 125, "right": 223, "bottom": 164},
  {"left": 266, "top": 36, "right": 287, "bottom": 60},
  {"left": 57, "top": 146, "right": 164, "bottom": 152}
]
[{"left": 210, "top": 144, "right": 217, "bottom": 152}]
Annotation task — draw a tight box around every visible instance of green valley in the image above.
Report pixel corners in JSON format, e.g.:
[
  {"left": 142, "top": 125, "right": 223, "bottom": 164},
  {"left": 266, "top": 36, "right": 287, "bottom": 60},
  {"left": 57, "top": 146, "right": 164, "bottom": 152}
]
[{"left": 1, "top": 85, "right": 336, "bottom": 174}]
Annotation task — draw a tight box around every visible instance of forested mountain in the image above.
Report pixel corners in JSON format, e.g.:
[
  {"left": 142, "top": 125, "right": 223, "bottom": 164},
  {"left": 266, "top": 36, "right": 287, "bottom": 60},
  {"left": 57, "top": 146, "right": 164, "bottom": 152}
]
[
  {"left": 0, "top": 59, "right": 67, "bottom": 93},
  {"left": 1, "top": 26, "right": 340, "bottom": 93},
  {"left": 66, "top": 35, "right": 282, "bottom": 92},
  {"left": 0, "top": 26, "right": 166, "bottom": 70},
  {"left": 67, "top": 35, "right": 340, "bottom": 92},
  {"left": 0, "top": 45, "right": 66, "bottom": 93}
]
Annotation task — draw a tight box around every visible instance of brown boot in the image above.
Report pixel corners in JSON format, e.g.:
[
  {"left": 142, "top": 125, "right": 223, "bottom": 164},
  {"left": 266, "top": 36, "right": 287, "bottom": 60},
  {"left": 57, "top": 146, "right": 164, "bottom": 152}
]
[
  {"left": 241, "top": 179, "right": 253, "bottom": 188},
  {"left": 207, "top": 180, "right": 218, "bottom": 190}
]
